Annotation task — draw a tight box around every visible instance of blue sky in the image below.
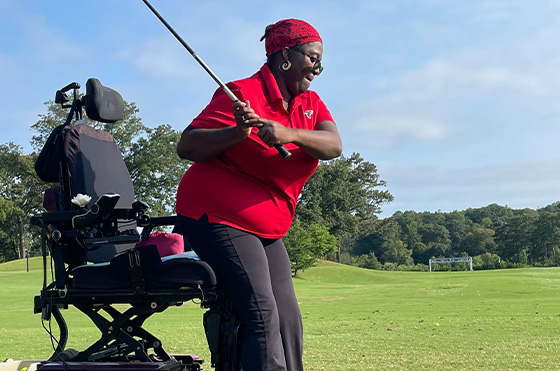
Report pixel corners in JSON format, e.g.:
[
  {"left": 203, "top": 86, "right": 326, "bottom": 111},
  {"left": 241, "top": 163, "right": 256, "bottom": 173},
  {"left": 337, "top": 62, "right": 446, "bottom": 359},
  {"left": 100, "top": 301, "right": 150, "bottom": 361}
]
[{"left": 1, "top": 0, "right": 559, "bottom": 217}]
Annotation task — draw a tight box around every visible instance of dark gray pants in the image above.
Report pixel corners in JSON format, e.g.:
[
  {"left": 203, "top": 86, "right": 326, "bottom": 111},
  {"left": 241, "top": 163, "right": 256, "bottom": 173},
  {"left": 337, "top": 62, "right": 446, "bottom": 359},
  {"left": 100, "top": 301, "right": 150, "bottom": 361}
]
[{"left": 178, "top": 214, "right": 303, "bottom": 371}]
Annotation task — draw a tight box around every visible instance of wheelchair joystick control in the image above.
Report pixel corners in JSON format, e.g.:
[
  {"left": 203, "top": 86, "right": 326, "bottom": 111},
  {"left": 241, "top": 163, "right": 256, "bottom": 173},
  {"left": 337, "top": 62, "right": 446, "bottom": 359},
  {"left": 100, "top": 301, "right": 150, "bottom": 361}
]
[
  {"left": 72, "top": 193, "right": 120, "bottom": 228},
  {"left": 137, "top": 214, "right": 150, "bottom": 226}
]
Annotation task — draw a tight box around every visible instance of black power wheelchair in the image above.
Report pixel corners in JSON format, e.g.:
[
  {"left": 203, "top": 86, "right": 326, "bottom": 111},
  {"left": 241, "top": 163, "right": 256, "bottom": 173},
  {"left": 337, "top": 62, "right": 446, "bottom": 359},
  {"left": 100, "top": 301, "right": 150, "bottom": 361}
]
[{"left": 31, "top": 79, "right": 240, "bottom": 371}]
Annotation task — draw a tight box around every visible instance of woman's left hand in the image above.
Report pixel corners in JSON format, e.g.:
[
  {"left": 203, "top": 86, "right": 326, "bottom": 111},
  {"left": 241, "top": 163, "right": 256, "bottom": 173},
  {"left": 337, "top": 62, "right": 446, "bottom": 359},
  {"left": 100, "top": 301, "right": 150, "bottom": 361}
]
[
  {"left": 250, "top": 118, "right": 292, "bottom": 147},
  {"left": 245, "top": 116, "right": 342, "bottom": 160}
]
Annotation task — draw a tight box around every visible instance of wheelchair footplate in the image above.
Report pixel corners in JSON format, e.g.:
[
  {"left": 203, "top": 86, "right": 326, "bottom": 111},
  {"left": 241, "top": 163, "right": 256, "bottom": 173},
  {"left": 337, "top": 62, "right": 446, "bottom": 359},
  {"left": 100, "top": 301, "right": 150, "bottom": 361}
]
[{"left": 36, "top": 354, "right": 204, "bottom": 371}]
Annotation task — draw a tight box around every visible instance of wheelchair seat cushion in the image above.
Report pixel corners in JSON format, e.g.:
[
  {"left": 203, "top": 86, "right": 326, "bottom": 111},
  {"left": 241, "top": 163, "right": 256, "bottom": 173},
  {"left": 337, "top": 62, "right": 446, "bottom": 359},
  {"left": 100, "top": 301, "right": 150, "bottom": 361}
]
[
  {"left": 71, "top": 245, "right": 217, "bottom": 290},
  {"left": 136, "top": 231, "right": 184, "bottom": 257}
]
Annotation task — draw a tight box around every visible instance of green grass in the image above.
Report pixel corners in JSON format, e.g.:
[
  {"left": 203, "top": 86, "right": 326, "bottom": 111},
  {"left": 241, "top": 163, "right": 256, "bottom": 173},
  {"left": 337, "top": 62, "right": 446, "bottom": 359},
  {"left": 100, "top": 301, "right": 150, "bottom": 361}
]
[{"left": 2, "top": 258, "right": 560, "bottom": 370}]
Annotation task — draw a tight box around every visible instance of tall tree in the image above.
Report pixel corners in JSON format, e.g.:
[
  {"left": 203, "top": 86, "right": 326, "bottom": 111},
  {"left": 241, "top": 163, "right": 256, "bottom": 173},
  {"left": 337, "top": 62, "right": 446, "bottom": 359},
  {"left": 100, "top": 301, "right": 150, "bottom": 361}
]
[
  {"left": 393, "top": 210, "right": 423, "bottom": 250},
  {"left": 464, "top": 204, "right": 514, "bottom": 230},
  {"left": 0, "top": 143, "right": 45, "bottom": 259},
  {"left": 495, "top": 210, "right": 538, "bottom": 264},
  {"left": 531, "top": 211, "right": 560, "bottom": 265},
  {"left": 459, "top": 227, "right": 496, "bottom": 257},
  {"left": 445, "top": 211, "right": 473, "bottom": 254},
  {"left": 354, "top": 218, "right": 412, "bottom": 265},
  {"left": 297, "top": 153, "right": 393, "bottom": 233},
  {"left": 0, "top": 196, "right": 25, "bottom": 262},
  {"left": 127, "top": 124, "right": 187, "bottom": 216},
  {"left": 284, "top": 218, "right": 338, "bottom": 276},
  {"left": 393, "top": 210, "right": 422, "bottom": 249},
  {"left": 418, "top": 212, "right": 451, "bottom": 258},
  {"left": 296, "top": 152, "right": 393, "bottom": 259}
]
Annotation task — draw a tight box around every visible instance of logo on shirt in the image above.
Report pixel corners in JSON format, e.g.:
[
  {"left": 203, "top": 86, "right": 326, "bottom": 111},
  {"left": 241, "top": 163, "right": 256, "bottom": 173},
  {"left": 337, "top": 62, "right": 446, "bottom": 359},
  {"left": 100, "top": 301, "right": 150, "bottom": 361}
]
[{"left": 304, "top": 110, "right": 314, "bottom": 119}]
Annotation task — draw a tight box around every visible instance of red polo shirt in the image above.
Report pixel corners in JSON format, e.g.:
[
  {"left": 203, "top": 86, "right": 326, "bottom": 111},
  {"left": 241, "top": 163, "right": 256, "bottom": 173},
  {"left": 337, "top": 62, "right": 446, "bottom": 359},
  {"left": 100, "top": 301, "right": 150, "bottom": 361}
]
[{"left": 176, "top": 64, "right": 334, "bottom": 238}]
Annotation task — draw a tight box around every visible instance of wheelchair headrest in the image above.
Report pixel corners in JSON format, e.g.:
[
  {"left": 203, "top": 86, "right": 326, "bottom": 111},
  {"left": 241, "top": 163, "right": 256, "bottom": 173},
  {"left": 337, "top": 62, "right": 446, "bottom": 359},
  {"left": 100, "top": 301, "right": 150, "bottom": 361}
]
[{"left": 84, "top": 78, "right": 124, "bottom": 123}]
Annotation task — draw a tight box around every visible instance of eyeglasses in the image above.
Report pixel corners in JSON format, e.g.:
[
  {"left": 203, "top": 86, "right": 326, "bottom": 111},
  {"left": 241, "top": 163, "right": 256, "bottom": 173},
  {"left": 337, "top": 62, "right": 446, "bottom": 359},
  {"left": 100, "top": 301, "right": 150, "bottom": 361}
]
[{"left": 292, "top": 48, "right": 324, "bottom": 75}]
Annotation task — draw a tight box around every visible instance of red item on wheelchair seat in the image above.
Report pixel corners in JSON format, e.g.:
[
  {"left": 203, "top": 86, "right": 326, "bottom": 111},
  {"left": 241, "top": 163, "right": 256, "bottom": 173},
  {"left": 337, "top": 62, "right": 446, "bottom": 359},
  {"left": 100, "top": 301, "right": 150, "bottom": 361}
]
[{"left": 136, "top": 231, "right": 184, "bottom": 257}]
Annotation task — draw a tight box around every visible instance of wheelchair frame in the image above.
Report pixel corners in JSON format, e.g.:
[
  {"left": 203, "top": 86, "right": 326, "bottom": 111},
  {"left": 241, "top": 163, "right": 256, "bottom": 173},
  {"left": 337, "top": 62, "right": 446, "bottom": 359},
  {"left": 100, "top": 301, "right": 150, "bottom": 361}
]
[{"left": 29, "top": 79, "right": 241, "bottom": 371}]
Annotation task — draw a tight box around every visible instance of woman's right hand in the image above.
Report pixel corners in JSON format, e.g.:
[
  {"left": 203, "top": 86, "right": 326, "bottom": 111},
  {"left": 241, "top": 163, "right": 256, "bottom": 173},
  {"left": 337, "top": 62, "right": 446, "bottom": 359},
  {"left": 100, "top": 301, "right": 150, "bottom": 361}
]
[{"left": 233, "top": 100, "right": 262, "bottom": 138}]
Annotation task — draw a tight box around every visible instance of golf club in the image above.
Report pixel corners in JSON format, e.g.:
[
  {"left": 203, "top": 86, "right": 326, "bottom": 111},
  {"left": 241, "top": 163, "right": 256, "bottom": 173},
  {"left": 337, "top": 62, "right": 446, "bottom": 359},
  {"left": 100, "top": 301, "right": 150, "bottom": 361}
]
[{"left": 141, "top": 0, "right": 292, "bottom": 159}]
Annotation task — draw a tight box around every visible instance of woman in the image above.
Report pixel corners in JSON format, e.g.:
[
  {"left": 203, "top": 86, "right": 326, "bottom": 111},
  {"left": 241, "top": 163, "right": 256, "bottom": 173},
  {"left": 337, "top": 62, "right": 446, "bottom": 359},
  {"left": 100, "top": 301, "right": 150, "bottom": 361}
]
[{"left": 176, "top": 19, "right": 342, "bottom": 371}]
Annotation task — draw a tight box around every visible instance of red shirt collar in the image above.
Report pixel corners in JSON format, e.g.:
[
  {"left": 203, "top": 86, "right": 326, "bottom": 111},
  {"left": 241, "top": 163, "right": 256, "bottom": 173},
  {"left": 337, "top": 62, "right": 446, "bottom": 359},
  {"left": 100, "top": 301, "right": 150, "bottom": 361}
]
[
  {"left": 258, "top": 63, "right": 309, "bottom": 112},
  {"left": 259, "top": 63, "right": 284, "bottom": 106}
]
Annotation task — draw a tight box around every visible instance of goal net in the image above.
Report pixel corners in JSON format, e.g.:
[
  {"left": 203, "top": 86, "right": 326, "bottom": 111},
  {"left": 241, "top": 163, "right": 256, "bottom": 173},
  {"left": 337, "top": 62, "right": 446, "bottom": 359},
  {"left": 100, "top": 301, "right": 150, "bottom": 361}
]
[{"left": 429, "top": 256, "right": 473, "bottom": 272}]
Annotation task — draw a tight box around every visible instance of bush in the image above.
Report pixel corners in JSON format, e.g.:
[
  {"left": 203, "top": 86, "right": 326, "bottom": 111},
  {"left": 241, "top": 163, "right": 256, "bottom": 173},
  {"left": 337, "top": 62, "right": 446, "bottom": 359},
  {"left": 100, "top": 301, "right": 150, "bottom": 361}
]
[
  {"left": 472, "top": 253, "right": 502, "bottom": 270},
  {"left": 404, "top": 263, "right": 429, "bottom": 272},
  {"left": 355, "top": 252, "right": 382, "bottom": 270},
  {"left": 382, "top": 262, "right": 398, "bottom": 271}
]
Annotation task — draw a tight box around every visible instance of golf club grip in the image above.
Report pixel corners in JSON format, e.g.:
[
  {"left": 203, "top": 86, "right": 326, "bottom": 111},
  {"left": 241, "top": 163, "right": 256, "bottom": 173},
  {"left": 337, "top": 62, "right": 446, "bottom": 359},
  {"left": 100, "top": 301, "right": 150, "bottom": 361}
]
[
  {"left": 229, "top": 97, "right": 292, "bottom": 160},
  {"left": 274, "top": 143, "right": 292, "bottom": 159}
]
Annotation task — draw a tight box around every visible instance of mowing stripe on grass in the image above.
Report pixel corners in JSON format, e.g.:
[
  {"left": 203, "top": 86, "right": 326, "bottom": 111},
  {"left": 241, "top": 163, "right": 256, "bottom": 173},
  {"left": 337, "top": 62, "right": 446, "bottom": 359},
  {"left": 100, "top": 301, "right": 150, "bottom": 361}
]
[{"left": 1, "top": 258, "right": 559, "bottom": 370}]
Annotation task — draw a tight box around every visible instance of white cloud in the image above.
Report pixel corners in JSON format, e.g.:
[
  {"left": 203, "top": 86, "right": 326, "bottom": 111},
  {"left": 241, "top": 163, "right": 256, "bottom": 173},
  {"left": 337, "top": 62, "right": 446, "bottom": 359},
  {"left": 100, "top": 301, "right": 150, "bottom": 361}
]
[
  {"left": 4, "top": 8, "right": 89, "bottom": 66},
  {"left": 123, "top": 37, "right": 196, "bottom": 80},
  {"left": 339, "top": 15, "right": 560, "bottom": 153},
  {"left": 354, "top": 114, "right": 450, "bottom": 145},
  {"left": 396, "top": 58, "right": 542, "bottom": 99},
  {"left": 379, "top": 158, "right": 560, "bottom": 216}
]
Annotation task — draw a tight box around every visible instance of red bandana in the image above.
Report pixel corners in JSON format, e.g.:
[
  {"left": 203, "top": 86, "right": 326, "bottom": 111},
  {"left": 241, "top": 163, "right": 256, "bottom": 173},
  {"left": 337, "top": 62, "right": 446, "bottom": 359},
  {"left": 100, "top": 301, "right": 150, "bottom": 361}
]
[{"left": 261, "top": 19, "right": 322, "bottom": 56}]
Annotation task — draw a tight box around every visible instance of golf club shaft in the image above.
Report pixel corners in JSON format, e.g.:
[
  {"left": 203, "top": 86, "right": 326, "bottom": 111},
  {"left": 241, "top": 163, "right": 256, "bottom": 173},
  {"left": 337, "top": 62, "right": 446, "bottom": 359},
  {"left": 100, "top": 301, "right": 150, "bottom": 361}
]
[{"left": 141, "top": 0, "right": 291, "bottom": 159}]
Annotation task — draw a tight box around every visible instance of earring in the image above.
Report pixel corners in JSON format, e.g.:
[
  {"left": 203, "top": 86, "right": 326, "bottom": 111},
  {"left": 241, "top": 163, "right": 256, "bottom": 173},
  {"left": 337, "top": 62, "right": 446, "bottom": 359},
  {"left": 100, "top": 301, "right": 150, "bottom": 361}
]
[{"left": 281, "top": 60, "right": 292, "bottom": 71}]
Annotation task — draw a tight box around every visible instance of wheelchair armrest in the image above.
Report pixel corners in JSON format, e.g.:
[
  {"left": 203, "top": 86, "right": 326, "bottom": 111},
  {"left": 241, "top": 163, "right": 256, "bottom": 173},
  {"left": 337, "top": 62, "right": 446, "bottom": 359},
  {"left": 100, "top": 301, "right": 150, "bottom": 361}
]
[
  {"left": 72, "top": 193, "right": 120, "bottom": 228},
  {"left": 140, "top": 215, "right": 177, "bottom": 241},
  {"left": 32, "top": 210, "right": 80, "bottom": 226}
]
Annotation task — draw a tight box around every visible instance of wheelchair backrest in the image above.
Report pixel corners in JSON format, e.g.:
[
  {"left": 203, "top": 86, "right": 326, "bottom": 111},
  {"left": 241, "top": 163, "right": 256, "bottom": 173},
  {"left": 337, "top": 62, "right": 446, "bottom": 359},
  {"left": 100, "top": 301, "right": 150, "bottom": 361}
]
[
  {"left": 35, "top": 79, "right": 138, "bottom": 266},
  {"left": 37, "top": 78, "right": 132, "bottom": 211},
  {"left": 64, "top": 122, "right": 135, "bottom": 210}
]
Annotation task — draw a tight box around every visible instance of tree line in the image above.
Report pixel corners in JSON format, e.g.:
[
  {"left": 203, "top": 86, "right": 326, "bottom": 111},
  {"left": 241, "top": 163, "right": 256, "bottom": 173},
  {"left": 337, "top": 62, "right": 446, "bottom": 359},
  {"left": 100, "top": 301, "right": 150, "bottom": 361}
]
[
  {"left": 292, "top": 159, "right": 560, "bottom": 272},
  {"left": 346, "top": 204, "right": 560, "bottom": 271},
  {"left": 1, "top": 99, "right": 559, "bottom": 274}
]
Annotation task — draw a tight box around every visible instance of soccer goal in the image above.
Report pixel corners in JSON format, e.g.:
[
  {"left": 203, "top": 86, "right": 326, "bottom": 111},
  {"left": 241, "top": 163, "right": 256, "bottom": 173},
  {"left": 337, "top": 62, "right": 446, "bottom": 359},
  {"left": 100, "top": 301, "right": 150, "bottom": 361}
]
[{"left": 429, "top": 256, "right": 473, "bottom": 272}]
